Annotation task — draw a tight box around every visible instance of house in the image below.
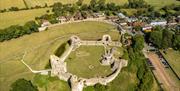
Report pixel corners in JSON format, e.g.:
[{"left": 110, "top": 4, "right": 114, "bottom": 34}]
[
  {"left": 128, "top": 21, "right": 145, "bottom": 27},
  {"left": 118, "top": 13, "right": 126, "bottom": 19},
  {"left": 106, "top": 16, "right": 119, "bottom": 22},
  {"left": 127, "top": 17, "right": 138, "bottom": 22},
  {"left": 41, "top": 20, "right": 51, "bottom": 27},
  {"left": 167, "top": 17, "right": 177, "bottom": 25},
  {"left": 66, "top": 16, "right": 74, "bottom": 21},
  {"left": 176, "top": 15, "right": 180, "bottom": 23},
  {"left": 150, "top": 20, "right": 167, "bottom": 26},
  {"left": 38, "top": 26, "right": 47, "bottom": 32},
  {"left": 73, "top": 12, "right": 83, "bottom": 21},
  {"left": 116, "top": 19, "right": 127, "bottom": 26},
  {"left": 142, "top": 25, "right": 152, "bottom": 32},
  {"left": 57, "top": 16, "right": 67, "bottom": 23},
  {"left": 93, "top": 13, "right": 105, "bottom": 18}
]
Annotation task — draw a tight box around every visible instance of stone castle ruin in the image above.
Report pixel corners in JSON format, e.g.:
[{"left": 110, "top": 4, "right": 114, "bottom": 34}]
[
  {"left": 20, "top": 34, "right": 128, "bottom": 91},
  {"left": 50, "top": 35, "right": 128, "bottom": 91}
]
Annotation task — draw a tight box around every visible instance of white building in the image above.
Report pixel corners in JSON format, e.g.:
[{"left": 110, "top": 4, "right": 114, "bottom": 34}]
[
  {"left": 118, "top": 13, "right": 126, "bottom": 18},
  {"left": 150, "top": 20, "right": 167, "bottom": 26},
  {"left": 41, "top": 20, "right": 51, "bottom": 27}
]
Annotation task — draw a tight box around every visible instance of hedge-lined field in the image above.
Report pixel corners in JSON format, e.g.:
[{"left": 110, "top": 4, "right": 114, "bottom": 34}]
[
  {"left": 0, "top": 0, "right": 25, "bottom": 10},
  {"left": 0, "top": 8, "right": 50, "bottom": 29},
  {"left": 1, "top": 0, "right": 179, "bottom": 10}
]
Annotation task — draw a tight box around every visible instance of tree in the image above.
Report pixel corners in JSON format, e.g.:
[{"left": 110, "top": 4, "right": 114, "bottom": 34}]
[
  {"left": 9, "top": 7, "right": 19, "bottom": 11},
  {"left": 10, "top": 78, "right": 38, "bottom": 91},
  {"left": 98, "top": 0, "right": 106, "bottom": 10},
  {"left": 173, "top": 34, "right": 180, "bottom": 50},
  {"left": 133, "top": 35, "right": 145, "bottom": 51},
  {"left": 94, "top": 83, "right": 108, "bottom": 91},
  {"left": 161, "top": 29, "right": 173, "bottom": 49},
  {"left": 80, "top": 4, "right": 88, "bottom": 10},
  {"left": 89, "top": 0, "right": 97, "bottom": 11},
  {"left": 52, "top": 2, "right": 63, "bottom": 16},
  {"left": 24, "top": 21, "right": 39, "bottom": 33},
  {"left": 149, "top": 30, "right": 163, "bottom": 48},
  {"left": 76, "top": 0, "right": 83, "bottom": 6}
]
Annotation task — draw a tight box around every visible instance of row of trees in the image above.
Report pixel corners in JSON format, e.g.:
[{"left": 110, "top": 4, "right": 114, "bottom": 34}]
[
  {"left": 134, "top": 4, "right": 180, "bottom": 19},
  {"left": 36, "top": 0, "right": 124, "bottom": 24},
  {"left": 10, "top": 78, "right": 38, "bottom": 91},
  {"left": 51, "top": 0, "right": 122, "bottom": 17},
  {"left": 147, "top": 26, "right": 180, "bottom": 50},
  {"left": 0, "top": 21, "right": 39, "bottom": 42},
  {"left": 128, "top": 35, "right": 154, "bottom": 90},
  {"left": 0, "top": 3, "right": 49, "bottom": 13},
  {"left": 124, "top": 0, "right": 149, "bottom": 8}
]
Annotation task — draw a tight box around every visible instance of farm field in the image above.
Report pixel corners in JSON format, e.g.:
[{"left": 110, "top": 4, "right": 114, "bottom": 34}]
[
  {"left": 145, "top": 0, "right": 180, "bottom": 9},
  {"left": 1, "top": 0, "right": 180, "bottom": 10},
  {"left": 66, "top": 46, "right": 112, "bottom": 78},
  {"left": 23, "top": 0, "right": 180, "bottom": 8},
  {"left": 0, "top": 0, "right": 26, "bottom": 10},
  {"left": 24, "top": 0, "right": 128, "bottom": 8},
  {"left": 160, "top": 49, "right": 180, "bottom": 78},
  {"left": 0, "top": 8, "right": 51, "bottom": 29}
]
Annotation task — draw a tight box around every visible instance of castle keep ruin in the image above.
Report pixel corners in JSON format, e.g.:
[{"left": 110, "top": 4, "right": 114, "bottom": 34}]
[{"left": 50, "top": 35, "right": 128, "bottom": 91}]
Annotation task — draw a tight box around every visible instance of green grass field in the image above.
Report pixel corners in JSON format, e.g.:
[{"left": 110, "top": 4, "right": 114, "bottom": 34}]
[
  {"left": 66, "top": 46, "right": 112, "bottom": 78},
  {"left": 145, "top": 0, "right": 180, "bottom": 9},
  {"left": 0, "top": 0, "right": 26, "bottom": 10},
  {"left": 0, "top": 8, "right": 51, "bottom": 29},
  {"left": 0, "top": 21, "right": 119, "bottom": 91},
  {"left": 160, "top": 49, "right": 180, "bottom": 78}
]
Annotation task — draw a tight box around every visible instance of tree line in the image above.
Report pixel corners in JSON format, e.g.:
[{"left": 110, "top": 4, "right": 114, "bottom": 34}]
[
  {"left": 128, "top": 35, "right": 155, "bottom": 90},
  {"left": 0, "top": 21, "right": 39, "bottom": 42},
  {"left": 146, "top": 26, "right": 180, "bottom": 51}
]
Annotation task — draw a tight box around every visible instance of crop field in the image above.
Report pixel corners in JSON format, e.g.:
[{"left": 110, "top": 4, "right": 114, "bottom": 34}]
[
  {"left": 0, "top": 0, "right": 26, "bottom": 10},
  {"left": 0, "top": 21, "right": 119, "bottom": 91},
  {"left": 0, "top": 8, "right": 51, "bottom": 29}
]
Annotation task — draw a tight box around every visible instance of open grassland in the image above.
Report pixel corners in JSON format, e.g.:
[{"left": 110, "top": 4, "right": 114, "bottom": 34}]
[
  {"left": 0, "top": 0, "right": 26, "bottom": 10},
  {"left": 66, "top": 46, "right": 112, "bottom": 78},
  {"left": 160, "top": 49, "right": 180, "bottom": 78},
  {"left": 0, "top": 21, "right": 119, "bottom": 91},
  {"left": 0, "top": 8, "right": 51, "bottom": 29},
  {"left": 145, "top": 0, "right": 180, "bottom": 9}
]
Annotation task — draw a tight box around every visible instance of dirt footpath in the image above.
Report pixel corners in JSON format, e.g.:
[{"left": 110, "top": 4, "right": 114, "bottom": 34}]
[{"left": 147, "top": 52, "right": 177, "bottom": 91}]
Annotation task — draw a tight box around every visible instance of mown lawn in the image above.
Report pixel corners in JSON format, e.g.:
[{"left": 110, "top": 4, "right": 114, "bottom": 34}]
[
  {"left": 66, "top": 46, "right": 112, "bottom": 78},
  {"left": 0, "top": 0, "right": 26, "bottom": 10},
  {"left": 0, "top": 8, "right": 51, "bottom": 29},
  {"left": 0, "top": 21, "right": 118, "bottom": 91}
]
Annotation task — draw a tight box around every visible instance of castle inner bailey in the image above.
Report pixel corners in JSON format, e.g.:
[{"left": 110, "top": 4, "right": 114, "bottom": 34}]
[{"left": 50, "top": 35, "right": 128, "bottom": 91}]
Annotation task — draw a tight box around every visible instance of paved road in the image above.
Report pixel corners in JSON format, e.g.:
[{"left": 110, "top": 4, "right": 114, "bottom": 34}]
[{"left": 147, "top": 52, "right": 177, "bottom": 91}]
